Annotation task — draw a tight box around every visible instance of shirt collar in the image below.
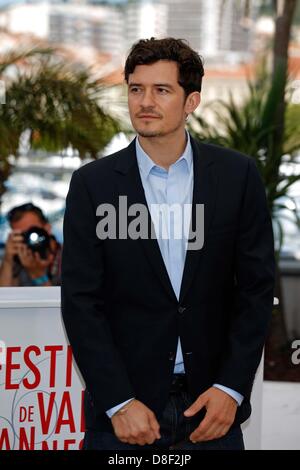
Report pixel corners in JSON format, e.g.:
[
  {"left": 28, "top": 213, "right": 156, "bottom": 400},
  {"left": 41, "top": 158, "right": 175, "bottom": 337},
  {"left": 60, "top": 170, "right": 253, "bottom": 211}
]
[{"left": 136, "top": 132, "right": 193, "bottom": 179}]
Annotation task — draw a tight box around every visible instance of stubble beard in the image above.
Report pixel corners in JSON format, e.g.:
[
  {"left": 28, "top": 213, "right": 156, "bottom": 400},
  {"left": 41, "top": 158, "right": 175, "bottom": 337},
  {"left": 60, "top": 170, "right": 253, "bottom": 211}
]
[
  {"left": 135, "top": 119, "right": 184, "bottom": 139},
  {"left": 137, "top": 130, "right": 164, "bottom": 138}
]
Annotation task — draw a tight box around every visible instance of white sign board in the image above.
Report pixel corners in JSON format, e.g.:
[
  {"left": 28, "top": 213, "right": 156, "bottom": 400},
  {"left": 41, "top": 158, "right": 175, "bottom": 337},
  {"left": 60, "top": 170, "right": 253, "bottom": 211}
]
[{"left": 0, "top": 287, "right": 84, "bottom": 450}]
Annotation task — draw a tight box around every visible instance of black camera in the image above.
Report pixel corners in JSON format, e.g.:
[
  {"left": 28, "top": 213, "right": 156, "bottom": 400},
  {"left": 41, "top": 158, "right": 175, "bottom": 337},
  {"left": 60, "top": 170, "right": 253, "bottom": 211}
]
[{"left": 22, "top": 226, "right": 51, "bottom": 260}]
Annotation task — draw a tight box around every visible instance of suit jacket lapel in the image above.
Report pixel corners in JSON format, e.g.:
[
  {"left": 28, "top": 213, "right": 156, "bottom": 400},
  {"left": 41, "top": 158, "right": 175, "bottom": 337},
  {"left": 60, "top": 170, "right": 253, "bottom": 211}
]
[
  {"left": 114, "top": 139, "right": 178, "bottom": 303},
  {"left": 179, "top": 138, "right": 218, "bottom": 303}
]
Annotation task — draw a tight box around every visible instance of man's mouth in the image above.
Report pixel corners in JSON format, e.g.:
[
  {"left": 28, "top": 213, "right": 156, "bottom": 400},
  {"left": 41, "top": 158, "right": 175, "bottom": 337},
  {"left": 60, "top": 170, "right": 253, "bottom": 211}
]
[{"left": 137, "top": 115, "right": 160, "bottom": 119}]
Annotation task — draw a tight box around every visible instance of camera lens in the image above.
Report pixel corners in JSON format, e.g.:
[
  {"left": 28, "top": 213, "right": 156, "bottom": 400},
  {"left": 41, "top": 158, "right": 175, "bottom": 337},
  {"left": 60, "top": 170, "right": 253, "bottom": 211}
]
[
  {"left": 27, "top": 230, "right": 46, "bottom": 247},
  {"left": 22, "top": 226, "right": 51, "bottom": 259}
]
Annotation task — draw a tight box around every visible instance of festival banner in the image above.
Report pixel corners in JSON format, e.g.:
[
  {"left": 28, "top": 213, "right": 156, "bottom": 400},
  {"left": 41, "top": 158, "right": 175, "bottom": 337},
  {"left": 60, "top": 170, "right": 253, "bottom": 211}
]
[{"left": 0, "top": 287, "right": 85, "bottom": 450}]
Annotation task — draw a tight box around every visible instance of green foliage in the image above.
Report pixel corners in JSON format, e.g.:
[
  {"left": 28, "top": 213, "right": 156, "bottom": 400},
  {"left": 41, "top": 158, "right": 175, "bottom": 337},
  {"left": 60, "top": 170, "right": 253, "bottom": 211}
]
[
  {"left": 0, "top": 48, "right": 120, "bottom": 200},
  {"left": 189, "top": 68, "right": 300, "bottom": 252}
]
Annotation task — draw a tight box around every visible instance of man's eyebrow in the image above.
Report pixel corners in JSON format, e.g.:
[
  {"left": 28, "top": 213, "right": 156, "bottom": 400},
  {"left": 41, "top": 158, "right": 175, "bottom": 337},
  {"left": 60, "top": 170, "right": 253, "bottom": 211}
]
[
  {"left": 154, "top": 83, "right": 174, "bottom": 89},
  {"left": 128, "top": 83, "right": 175, "bottom": 89}
]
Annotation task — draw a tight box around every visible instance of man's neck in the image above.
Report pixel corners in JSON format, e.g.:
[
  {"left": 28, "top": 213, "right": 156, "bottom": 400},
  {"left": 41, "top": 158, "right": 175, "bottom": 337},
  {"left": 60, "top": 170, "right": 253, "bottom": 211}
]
[{"left": 138, "top": 130, "right": 188, "bottom": 170}]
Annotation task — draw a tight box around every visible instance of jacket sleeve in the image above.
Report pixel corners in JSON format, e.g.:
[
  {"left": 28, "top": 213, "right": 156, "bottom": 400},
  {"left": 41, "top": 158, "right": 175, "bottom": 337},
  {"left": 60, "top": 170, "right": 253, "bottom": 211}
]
[
  {"left": 215, "top": 158, "right": 275, "bottom": 398},
  {"left": 61, "top": 169, "right": 135, "bottom": 414}
]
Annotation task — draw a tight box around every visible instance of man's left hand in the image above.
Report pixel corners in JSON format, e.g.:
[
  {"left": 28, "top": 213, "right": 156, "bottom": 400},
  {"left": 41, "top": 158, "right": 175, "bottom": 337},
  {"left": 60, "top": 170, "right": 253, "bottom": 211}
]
[{"left": 183, "top": 387, "right": 238, "bottom": 442}]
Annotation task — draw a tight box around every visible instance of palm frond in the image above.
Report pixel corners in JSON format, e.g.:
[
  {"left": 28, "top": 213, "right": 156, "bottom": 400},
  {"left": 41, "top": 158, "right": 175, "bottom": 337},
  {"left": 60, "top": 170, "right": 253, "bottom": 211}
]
[{"left": 189, "top": 65, "right": 300, "bottom": 253}]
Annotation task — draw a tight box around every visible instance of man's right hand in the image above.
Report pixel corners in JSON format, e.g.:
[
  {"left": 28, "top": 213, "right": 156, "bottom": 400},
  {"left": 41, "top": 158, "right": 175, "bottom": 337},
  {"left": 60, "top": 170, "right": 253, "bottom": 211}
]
[{"left": 111, "top": 399, "right": 161, "bottom": 446}]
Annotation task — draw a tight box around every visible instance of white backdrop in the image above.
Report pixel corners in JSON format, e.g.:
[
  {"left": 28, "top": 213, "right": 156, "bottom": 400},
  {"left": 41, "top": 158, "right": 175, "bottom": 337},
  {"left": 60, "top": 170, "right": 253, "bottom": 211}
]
[{"left": 0, "top": 286, "right": 263, "bottom": 450}]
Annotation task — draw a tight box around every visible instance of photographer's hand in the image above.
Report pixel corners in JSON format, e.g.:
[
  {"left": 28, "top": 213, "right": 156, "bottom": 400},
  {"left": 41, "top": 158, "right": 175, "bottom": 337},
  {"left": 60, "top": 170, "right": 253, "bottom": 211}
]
[
  {"left": 3, "top": 230, "right": 24, "bottom": 263},
  {"left": 17, "top": 244, "right": 54, "bottom": 285},
  {"left": 0, "top": 230, "right": 24, "bottom": 286}
]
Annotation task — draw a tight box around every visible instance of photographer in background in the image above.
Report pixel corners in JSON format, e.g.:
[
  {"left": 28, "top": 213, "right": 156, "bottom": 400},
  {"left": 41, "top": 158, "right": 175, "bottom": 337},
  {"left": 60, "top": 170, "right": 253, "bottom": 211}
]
[{"left": 0, "top": 203, "right": 61, "bottom": 287}]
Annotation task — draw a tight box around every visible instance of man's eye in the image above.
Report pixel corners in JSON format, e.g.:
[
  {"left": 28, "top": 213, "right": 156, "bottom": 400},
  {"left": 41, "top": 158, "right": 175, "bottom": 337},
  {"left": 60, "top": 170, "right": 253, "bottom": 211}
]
[
  {"left": 130, "top": 87, "right": 141, "bottom": 93},
  {"left": 157, "top": 88, "right": 168, "bottom": 94}
]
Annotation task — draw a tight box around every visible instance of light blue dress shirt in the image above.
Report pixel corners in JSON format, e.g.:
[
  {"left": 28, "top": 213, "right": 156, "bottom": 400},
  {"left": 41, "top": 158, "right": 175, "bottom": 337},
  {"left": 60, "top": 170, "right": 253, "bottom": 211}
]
[{"left": 106, "top": 134, "right": 243, "bottom": 417}]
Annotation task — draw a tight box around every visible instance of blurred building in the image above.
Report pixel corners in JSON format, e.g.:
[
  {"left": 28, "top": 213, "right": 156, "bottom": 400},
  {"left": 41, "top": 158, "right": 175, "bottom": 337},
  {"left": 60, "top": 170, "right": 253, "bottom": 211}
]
[
  {"left": 0, "top": 2, "right": 124, "bottom": 57},
  {"left": 0, "top": 0, "right": 260, "bottom": 64},
  {"left": 49, "top": 4, "right": 123, "bottom": 56},
  {"left": 124, "top": 0, "right": 167, "bottom": 52},
  {"left": 0, "top": 1, "right": 50, "bottom": 37},
  {"left": 163, "top": 0, "right": 258, "bottom": 64}
]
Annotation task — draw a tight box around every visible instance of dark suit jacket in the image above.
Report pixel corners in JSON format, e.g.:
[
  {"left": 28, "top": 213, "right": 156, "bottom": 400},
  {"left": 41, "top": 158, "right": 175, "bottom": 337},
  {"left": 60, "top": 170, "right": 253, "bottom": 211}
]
[{"left": 61, "top": 136, "right": 275, "bottom": 432}]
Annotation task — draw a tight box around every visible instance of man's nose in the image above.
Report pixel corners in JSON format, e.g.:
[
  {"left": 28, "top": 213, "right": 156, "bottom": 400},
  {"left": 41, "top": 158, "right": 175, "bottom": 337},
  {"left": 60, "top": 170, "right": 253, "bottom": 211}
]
[{"left": 140, "top": 89, "right": 155, "bottom": 107}]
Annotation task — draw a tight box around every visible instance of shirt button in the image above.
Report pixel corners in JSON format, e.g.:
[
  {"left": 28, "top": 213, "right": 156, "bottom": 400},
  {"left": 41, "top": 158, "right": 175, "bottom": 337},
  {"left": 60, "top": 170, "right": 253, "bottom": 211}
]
[
  {"left": 169, "top": 352, "right": 175, "bottom": 361},
  {"left": 177, "top": 306, "right": 186, "bottom": 314}
]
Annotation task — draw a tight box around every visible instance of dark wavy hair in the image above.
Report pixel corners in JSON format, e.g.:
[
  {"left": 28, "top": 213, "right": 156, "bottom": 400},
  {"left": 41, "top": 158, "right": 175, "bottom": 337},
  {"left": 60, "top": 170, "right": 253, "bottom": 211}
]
[
  {"left": 124, "top": 37, "right": 204, "bottom": 98},
  {"left": 7, "top": 203, "right": 48, "bottom": 225}
]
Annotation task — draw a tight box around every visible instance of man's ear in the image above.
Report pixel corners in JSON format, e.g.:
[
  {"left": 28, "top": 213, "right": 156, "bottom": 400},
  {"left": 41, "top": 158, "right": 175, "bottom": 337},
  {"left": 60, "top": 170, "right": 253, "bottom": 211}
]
[{"left": 185, "top": 92, "right": 201, "bottom": 114}]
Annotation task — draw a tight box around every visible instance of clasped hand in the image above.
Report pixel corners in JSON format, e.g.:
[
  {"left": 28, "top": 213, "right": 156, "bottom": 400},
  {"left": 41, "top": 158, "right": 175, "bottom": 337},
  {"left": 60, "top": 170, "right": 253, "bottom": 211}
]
[{"left": 111, "top": 387, "right": 237, "bottom": 446}]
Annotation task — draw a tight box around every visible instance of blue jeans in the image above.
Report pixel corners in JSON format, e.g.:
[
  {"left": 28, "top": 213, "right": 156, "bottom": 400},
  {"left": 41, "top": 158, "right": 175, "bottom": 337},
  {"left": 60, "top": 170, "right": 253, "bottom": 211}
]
[{"left": 82, "top": 388, "right": 245, "bottom": 450}]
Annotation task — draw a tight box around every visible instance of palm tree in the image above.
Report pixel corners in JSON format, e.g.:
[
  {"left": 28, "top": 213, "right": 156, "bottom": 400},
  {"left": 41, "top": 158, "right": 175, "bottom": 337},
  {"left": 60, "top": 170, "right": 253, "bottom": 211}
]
[
  {"left": 190, "top": 69, "right": 300, "bottom": 239},
  {"left": 0, "top": 47, "right": 120, "bottom": 202},
  {"left": 271, "top": 0, "right": 298, "bottom": 163}
]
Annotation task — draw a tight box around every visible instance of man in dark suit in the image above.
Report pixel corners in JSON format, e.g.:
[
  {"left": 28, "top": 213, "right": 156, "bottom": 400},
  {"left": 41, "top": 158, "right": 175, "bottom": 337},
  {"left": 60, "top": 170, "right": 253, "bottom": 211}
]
[{"left": 61, "top": 38, "right": 275, "bottom": 450}]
